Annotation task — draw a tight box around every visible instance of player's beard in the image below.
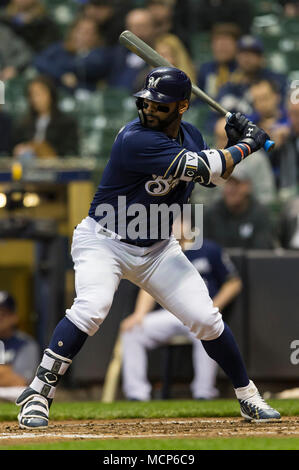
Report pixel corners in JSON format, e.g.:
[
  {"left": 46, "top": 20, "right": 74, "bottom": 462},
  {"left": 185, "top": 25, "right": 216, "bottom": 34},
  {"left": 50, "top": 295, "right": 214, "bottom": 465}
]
[{"left": 145, "top": 104, "right": 180, "bottom": 131}]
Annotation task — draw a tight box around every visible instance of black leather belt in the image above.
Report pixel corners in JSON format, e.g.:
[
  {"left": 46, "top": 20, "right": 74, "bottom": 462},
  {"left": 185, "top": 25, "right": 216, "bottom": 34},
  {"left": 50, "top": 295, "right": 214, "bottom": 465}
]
[{"left": 120, "top": 238, "right": 157, "bottom": 247}]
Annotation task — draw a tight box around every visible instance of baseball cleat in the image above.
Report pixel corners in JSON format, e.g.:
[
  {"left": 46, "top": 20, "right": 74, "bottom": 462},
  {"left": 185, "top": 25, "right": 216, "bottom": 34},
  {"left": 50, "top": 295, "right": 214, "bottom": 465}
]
[
  {"left": 236, "top": 381, "right": 281, "bottom": 422},
  {"left": 16, "top": 387, "right": 50, "bottom": 429}
]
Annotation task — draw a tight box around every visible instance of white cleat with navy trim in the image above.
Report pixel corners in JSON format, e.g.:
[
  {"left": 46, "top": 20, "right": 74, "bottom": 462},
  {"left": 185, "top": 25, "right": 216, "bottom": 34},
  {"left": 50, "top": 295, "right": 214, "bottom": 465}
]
[
  {"left": 235, "top": 380, "right": 281, "bottom": 422},
  {"left": 16, "top": 388, "right": 49, "bottom": 429}
]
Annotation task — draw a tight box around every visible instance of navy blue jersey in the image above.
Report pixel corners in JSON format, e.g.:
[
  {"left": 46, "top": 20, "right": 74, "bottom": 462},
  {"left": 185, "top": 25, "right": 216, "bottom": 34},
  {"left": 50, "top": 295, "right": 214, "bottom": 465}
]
[
  {"left": 185, "top": 239, "right": 237, "bottom": 298},
  {"left": 2, "top": 331, "right": 40, "bottom": 382},
  {"left": 89, "top": 118, "right": 208, "bottom": 245}
]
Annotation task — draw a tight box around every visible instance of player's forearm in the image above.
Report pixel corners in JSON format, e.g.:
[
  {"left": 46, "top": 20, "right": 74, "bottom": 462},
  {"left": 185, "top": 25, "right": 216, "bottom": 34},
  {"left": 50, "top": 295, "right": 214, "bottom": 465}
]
[
  {"left": 173, "top": 142, "right": 252, "bottom": 187},
  {"left": 133, "top": 289, "right": 156, "bottom": 316},
  {"left": 212, "top": 277, "right": 242, "bottom": 311},
  {"left": 219, "top": 144, "right": 253, "bottom": 179},
  {"left": 0, "top": 365, "right": 27, "bottom": 387}
]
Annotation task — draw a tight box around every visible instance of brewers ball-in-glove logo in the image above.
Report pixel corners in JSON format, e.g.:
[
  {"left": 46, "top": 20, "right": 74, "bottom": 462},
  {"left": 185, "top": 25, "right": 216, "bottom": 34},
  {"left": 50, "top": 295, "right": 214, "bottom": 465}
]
[{"left": 145, "top": 174, "right": 180, "bottom": 196}]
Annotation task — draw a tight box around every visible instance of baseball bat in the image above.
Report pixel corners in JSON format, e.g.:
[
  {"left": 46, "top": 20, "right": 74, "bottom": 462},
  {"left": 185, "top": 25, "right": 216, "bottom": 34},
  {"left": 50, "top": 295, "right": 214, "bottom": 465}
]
[
  {"left": 101, "top": 334, "right": 123, "bottom": 403},
  {"left": 119, "top": 30, "right": 275, "bottom": 152}
]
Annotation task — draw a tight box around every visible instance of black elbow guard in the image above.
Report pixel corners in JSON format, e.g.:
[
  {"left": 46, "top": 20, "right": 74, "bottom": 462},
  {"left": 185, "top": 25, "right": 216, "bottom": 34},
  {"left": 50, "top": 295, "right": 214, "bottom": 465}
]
[{"left": 174, "top": 151, "right": 211, "bottom": 185}]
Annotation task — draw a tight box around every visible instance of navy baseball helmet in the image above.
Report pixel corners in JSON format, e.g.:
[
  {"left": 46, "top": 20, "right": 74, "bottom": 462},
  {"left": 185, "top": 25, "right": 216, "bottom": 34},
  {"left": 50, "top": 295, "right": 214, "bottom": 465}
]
[{"left": 134, "top": 67, "right": 192, "bottom": 103}]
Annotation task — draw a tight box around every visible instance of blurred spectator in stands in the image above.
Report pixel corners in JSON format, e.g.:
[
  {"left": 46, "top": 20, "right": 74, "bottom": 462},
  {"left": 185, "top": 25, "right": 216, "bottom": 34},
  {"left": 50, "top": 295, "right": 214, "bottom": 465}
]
[
  {"left": 0, "top": 291, "right": 39, "bottom": 402},
  {"left": 203, "top": 164, "right": 276, "bottom": 249},
  {"left": 250, "top": 79, "right": 289, "bottom": 138},
  {"left": 108, "top": 8, "right": 154, "bottom": 92},
  {"left": 249, "top": 78, "right": 290, "bottom": 185},
  {"left": 208, "top": 35, "right": 288, "bottom": 133},
  {"left": 279, "top": 0, "right": 299, "bottom": 16},
  {"left": 155, "top": 33, "right": 197, "bottom": 84},
  {"left": 191, "top": 117, "right": 276, "bottom": 207},
  {"left": 272, "top": 98, "right": 299, "bottom": 199},
  {"left": 12, "top": 75, "right": 79, "bottom": 158},
  {"left": 146, "top": 0, "right": 191, "bottom": 52},
  {"left": 0, "top": 0, "right": 61, "bottom": 52},
  {"left": 197, "top": 0, "right": 254, "bottom": 35},
  {"left": 197, "top": 23, "right": 240, "bottom": 101},
  {"left": 81, "top": 0, "right": 129, "bottom": 46},
  {"left": 279, "top": 197, "right": 299, "bottom": 248},
  {"left": 0, "top": 23, "right": 32, "bottom": 81},
  {"left": 34, "top": 16, "right": 112, "bottom": 93},
  {"left": 0, "top": 107, "right": 12, "bottom": 156}
]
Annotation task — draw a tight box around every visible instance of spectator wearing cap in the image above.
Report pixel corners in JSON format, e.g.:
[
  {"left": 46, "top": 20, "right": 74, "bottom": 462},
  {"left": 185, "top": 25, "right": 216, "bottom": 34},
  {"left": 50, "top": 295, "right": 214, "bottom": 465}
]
[
  {"left": 205, "top": 35, "right": 289, "bottom": 133},
  {"left": 196, "top": 24, "right": 240, "bottom": 101},
  {"left": 216, "top": 36, "right": 288, "bottom": 118},
  {"left": 0, "top": 291, "right": 39, "bottom": 402},
  {"left": 203, "top": 164, "right": 276, "bottom": 249}
]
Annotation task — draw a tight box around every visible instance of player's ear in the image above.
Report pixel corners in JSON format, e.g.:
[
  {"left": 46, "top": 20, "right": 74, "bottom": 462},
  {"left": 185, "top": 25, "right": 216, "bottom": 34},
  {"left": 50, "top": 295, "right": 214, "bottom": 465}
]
[{"left": 178, "top": 99, "right": 189, "bottom": 115}]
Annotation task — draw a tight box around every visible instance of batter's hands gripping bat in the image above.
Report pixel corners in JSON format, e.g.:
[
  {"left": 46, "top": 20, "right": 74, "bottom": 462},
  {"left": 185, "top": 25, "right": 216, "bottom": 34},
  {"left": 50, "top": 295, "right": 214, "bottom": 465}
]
[{"left": 119, "top": 30, "right": 275, "bottom": 152}]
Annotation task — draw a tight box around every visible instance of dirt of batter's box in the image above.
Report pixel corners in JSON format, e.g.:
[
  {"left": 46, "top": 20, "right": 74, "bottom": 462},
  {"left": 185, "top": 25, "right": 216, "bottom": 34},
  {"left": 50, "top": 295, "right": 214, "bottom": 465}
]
[{"left": 1, "top": 417, "right": 299, "bottom": 445}]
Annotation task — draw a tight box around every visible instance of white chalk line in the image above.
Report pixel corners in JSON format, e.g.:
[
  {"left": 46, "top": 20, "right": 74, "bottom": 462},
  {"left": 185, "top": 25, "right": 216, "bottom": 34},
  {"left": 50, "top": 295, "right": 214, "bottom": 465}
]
[
  {"left": 0, "top": 432, "right": 191, "bottom": 441},
  {"left": 1, "top": 430, "right": 298, "bottom": 441}
]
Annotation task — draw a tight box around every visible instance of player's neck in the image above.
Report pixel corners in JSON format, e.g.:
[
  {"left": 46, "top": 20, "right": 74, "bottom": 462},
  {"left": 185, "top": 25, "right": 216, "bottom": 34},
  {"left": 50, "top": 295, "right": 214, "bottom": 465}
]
[{"left": 163, "top": 117, "right": 182, "bottom": 140}]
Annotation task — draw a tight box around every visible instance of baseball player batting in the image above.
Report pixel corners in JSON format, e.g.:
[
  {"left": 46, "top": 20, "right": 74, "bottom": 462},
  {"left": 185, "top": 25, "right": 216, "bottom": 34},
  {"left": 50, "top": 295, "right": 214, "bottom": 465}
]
[{"left": 16, "top": 66, "right": 280, "bottom": 428}]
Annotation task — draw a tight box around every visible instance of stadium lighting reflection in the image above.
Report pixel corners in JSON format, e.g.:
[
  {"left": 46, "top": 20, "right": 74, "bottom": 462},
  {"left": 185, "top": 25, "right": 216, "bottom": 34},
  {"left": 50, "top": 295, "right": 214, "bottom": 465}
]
[
  {"left": 0, "top": 193, "right": 7, "bottom": 208},
  {"left": 23, "top": 193, "right": 40, "bottom": 208}
]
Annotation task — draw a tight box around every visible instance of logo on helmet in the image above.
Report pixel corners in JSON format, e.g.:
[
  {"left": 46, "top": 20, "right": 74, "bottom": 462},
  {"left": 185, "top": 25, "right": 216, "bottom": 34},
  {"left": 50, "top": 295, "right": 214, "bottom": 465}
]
[{"left": 148, "top": 76, "right": 162, "bottom": 89}]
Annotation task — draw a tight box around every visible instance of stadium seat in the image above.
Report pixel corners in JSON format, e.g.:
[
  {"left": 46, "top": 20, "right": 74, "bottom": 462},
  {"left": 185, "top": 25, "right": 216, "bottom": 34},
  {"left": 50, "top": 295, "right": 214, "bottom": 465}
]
[
  {"left": 72, "top": 88, "right": 136, "bottom": 161},
  {"left": 252, "top": 0, "right": 282, "bottom": 16},
  {"left": 4, "top": 77, "right": 28, "bottom": 117},
  {"left": 190, "top": 32, "right": 212, "bottom": 66}
]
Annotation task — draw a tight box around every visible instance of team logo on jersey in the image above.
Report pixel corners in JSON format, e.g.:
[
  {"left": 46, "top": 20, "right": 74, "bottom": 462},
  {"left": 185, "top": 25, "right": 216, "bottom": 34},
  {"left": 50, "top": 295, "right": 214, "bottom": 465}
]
[
  {"left": 148, "top": 77, "right": 162, "bottom": 88},
  {"left": 145, "top": 174, "right": 179, "bottom": 196}
]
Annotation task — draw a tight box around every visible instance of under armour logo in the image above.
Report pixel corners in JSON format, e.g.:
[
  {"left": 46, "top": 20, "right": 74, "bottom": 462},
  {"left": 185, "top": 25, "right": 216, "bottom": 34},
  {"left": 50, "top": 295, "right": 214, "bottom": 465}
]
[
  {"left": 246, "top": 127, "right": 254, "bottom": 137},
  {"left": 148, "top": 77, "right": 162, "bottom": 88}
]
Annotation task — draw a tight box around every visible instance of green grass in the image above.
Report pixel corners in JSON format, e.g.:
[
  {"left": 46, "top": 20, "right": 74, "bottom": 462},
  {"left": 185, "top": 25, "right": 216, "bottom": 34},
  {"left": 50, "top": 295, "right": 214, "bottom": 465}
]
[
  {"left": 0, "top": 398, "right": 299, "bottom": 422},
  {"left": 1, "top": 437, "right": 299, "bottom": 450},
  {"left": 1, "top": 399, "right": 298, "bottom": 450}
]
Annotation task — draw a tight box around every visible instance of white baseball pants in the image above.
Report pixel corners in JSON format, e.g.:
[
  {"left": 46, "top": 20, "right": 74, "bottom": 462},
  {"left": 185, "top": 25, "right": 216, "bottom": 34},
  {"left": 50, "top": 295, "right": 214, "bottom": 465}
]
[
  {"left": 66, "top": 217, "right": 224, "bottom": 340},
  {"left": 122, "top": 308, "right": 219, "bottom": 400}
]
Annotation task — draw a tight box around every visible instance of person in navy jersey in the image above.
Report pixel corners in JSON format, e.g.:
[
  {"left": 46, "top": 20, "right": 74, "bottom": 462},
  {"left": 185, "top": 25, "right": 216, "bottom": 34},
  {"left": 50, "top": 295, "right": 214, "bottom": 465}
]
[
  {"left": 207, "top": 35, "right": 289, "bottom": 134},
  {"left": 0, "top": 292, "right": 39, "bottom": 402},
  {"left": 34, "top": 16, "right": 112, "bottom": 93},
  {"left": 16, "top": 66, "right": 281, "bottom": 429},
  {"left": 121, "top": 225, "right": 242, "bottom": 401},
  {"left": 88, "top": 108, "right": 209, "bottom": 244}
]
